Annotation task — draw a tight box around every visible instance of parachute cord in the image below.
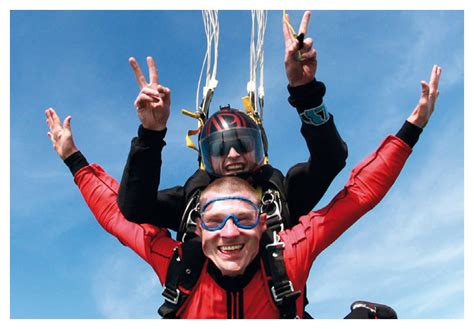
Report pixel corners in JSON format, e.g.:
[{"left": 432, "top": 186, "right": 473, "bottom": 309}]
[
  {"left": 256, "top": 10, "right": 267, "bottom": 119},
  {"left": 282, "top": 10, "right": 298, "bottom": 38},
  {"left": 183, "top": 10, "right": 219, "bottom": 167},
  {"left": 196, "top": 10, "right": 219, "bottom": 118},
  {"left": 248, "top": 11, "right": 257, "bottom": 112},
  {"left": 247, "top": 10, "right": 267, "bottom": 120},
  {"left": 244, "top": 10, "right": 269, "bottom": 164}
]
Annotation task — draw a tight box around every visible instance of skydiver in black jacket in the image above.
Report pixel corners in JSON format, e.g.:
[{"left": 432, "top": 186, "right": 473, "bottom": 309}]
[{"left": 117, "top": 11, "right": 348, "bottom": 237}]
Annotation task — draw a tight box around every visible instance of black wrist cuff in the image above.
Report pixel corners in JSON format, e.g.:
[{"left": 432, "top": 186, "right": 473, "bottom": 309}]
[
  {"left": 396, "top": 121, "right": 423, "bottom": 148},
  {"left": 287, "top": 79, "right": 326, "bottom": 113},
  {"left": 137, "top": 125, "right": 167, "bottom": 147},
  {"left": 64, "top": 151, "right": 89, "bottom": 176}
]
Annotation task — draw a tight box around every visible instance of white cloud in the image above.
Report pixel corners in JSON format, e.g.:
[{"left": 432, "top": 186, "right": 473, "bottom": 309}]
[{"left": 91, "top": 247, "right": 163, "bottom": 318}]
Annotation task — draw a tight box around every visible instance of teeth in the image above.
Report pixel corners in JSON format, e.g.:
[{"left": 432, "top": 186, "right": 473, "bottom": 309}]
[
  {"left": 226, "top": 164, "right": 244, "bottom": 170},
  {"left": 220, "top": 244, "right": 243, "bottom": 252}
]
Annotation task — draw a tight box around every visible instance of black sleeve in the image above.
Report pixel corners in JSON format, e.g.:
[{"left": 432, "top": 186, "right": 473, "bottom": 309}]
[
  {"left": 396, "top": 120, "right": 423, "bottom": 148},
  {"left": 64, "top": 151, "right": 89, "bottom": 176},
  {"left": 117, "top": 125, "right": 186, "bottom": 230},
  {"left": 284, "top": 79, "right": 349, "bottom": 225}
]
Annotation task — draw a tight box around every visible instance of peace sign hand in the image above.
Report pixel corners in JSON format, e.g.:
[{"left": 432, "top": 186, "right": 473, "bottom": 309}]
[
  {"left": 283, "top": 11, "right": 318, "bottom": 87},
  {"left": 407, "top": 65, "right": 442, "bottom": 128},
  {"left": 129, "top": 56, "right": 171, "bottom": 131}
]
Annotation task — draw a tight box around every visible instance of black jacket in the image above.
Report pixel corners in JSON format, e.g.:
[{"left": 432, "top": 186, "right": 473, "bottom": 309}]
[{"left": 117, "top": 79, "right": 348, "bottom": 231}]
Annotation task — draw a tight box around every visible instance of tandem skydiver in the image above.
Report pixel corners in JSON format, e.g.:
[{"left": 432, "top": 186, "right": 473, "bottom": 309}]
[
  {"left": 117, "top": 11, "right": 347, "bottom": 317},
  {"left": 45, "top": 64, "right": 442, "bottom": 318},
  {"left": 118, "top": 10, "right": 346, "bottom": 262}
]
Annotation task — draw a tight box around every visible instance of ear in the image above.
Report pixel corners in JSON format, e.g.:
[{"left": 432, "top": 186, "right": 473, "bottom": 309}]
[{"left": 195, "top": 221, "right": 203, "bottom": 237}]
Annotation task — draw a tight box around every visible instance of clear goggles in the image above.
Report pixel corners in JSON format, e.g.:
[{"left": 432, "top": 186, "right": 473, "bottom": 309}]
[{"left": 199, "top": 196, "right": 261, "bottom": 231}]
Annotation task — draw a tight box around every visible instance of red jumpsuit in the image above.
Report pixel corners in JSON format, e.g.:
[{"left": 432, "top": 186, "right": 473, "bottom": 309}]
[{"left": 73, "top": 135, "right": 411, "bottom": 318}]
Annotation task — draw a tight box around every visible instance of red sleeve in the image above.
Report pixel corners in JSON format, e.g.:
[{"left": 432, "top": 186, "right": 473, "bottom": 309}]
[
  {"left": 281, "top": 135, "right": 412, "bottom": 284},
  {"left": 73, "top": 164, "right": 178, "bottom": 284}
]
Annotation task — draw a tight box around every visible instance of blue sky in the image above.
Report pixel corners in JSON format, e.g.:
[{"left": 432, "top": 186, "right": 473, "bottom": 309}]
[{"left": 7, "top": 7, "right": 465, "bottom": 320}]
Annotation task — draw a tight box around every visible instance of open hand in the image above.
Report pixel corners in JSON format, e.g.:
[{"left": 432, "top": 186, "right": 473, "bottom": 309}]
[
  {"left": 407, "top": 65, "right": 442, "bottom": 128},
  {"left": 45, "top": 107, "right": 78, "bottom": 160}
]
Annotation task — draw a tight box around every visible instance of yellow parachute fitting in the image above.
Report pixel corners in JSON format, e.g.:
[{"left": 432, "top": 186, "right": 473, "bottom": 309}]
[{"left": 181, "top": 109, "right": 206, "bottom": 153}]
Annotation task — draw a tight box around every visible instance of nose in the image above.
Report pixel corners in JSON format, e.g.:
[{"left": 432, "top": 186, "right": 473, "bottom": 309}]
[
  {"left": 226, "top": 147, "right": 241, "bottom": 158},
  {"left": 220, "top": 217, "right": 240, "bottom": 238}
]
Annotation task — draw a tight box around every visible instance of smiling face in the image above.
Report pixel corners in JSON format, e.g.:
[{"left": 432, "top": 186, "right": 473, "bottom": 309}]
[
  {"left": 196, "top": 178, "right": 267, "bottom": 277},
  {"left": 199, "top": 108, "right": 265, "bottom": 177},
  {"left": 211, "top": 146, "right": 257, "bottom": 176}
]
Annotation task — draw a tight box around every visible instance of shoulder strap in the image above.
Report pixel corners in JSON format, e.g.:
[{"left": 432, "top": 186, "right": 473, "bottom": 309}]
[
  {"left": 256, "top": 166, "right": 292, "bottom": 229},
  {"left": 158, "top": 237, "right": 206, "bottom": 318},
  {"left": 261, "top": 231, "right": 301, "bottom": 319},
  {"left": 177, "top": 189, "right": 201, "bottom": 242}
]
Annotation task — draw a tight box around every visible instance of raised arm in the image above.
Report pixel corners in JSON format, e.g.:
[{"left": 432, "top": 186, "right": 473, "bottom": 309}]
[
  {"left": 283, "top": 65, "right": 442, "bottom": 272},
  {"left": 117, "top": 57, "right": 186, "bottom": 229},
  {"left": 45, "top": 108, "right": 176, "bottom": 283},
  {"left": 282, "top": 11, "right": 348, "bottom": 225}
]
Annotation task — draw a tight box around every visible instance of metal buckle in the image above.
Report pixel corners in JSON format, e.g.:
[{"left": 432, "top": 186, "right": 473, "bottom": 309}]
[
  {"left": 181, "top": 207, "right": 200, "bottom": 242},
  {"left": 266, "top": 215, "right": 285, "bottom": 233},
  {"left": 162, "top": 286, "right": 180, "bottom": 305},
  {"left": 265, "top": 230, "right": 285, "bottom": 250},
  {"left": 262, "top": 190, "right": 284, "bottom": 233},
  {"left": 271, "top": 281, "right": 295, "bottom": 303}
]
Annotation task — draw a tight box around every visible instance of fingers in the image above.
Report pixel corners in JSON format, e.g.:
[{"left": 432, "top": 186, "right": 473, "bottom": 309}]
[
  {"left": 135, "top": 93, "right": 160, "bottom": 109},
  {"left": 47, "top": 131, "right": 55, "bottom": 144},
  {"left": 46, "top": 113, "right": 60, "bottom": 144},
  {"left": 63, "top": 115, "right": 72, "bottom": 131},
  {"left": 156, "top": 85, "right": 170, "bottom": 95},
  {"left": 158, "top": 85, "right": 171, "bottom": 107},
  {"left": 129, "top": 57, "right": 147, "bottom": 88},
  {"left": 429, "top": 64, "right": 442, "bottom": 94},
  {"left": 282, "top": 14, "right": 293, "bottom": 43},
  {"left": 147, "top": 56, "right": 159, "bottom": 85},
  {"left": 299, "top": 48, "right": 316, "bottom": 62},
  {"left": 298, "top": 11, "right": 311, "bottom": 35},
  {"left": 420, "top": 80, "right": 429, "bottom": 93},
  {"left": 45, "top": 108, "right": 54, "bottom": 130},
  {"left": 302, "top": 37, "right": 313, "bottom": 51},
  {"left": 142, "top": 86, "right": 162, "bottom": 98},
  {"left": 45, "top": 107, "right": 61, "bottom": 130}
]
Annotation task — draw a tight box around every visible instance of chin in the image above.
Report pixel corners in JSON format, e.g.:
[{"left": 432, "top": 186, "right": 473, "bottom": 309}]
[
  {"left": 217, "top": 260, "right": 246, "bottom": 277},
  {"left": 221, "top": 266, "right": 245, "bottom": 277}
]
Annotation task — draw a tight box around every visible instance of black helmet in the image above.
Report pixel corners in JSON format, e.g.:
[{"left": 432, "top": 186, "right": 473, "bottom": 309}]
[{"left": 199, "top": 106, "right": 265, "bottom": 176}]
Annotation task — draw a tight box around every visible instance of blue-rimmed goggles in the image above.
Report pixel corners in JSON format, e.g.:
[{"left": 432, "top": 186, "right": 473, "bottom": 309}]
[{"left": 199, "top": 196, "right": 261, "bottom": 231}]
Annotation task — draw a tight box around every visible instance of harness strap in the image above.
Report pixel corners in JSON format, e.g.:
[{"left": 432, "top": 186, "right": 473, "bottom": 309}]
[
  {"left": 178, "top": 190, "right": 201, "bottom": 242},
  {"left": 261, "top": 231, "right": 301, "bottom": 319},
  {"left": 158, "top": 237, "right": 205, "bottom": 318}
]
